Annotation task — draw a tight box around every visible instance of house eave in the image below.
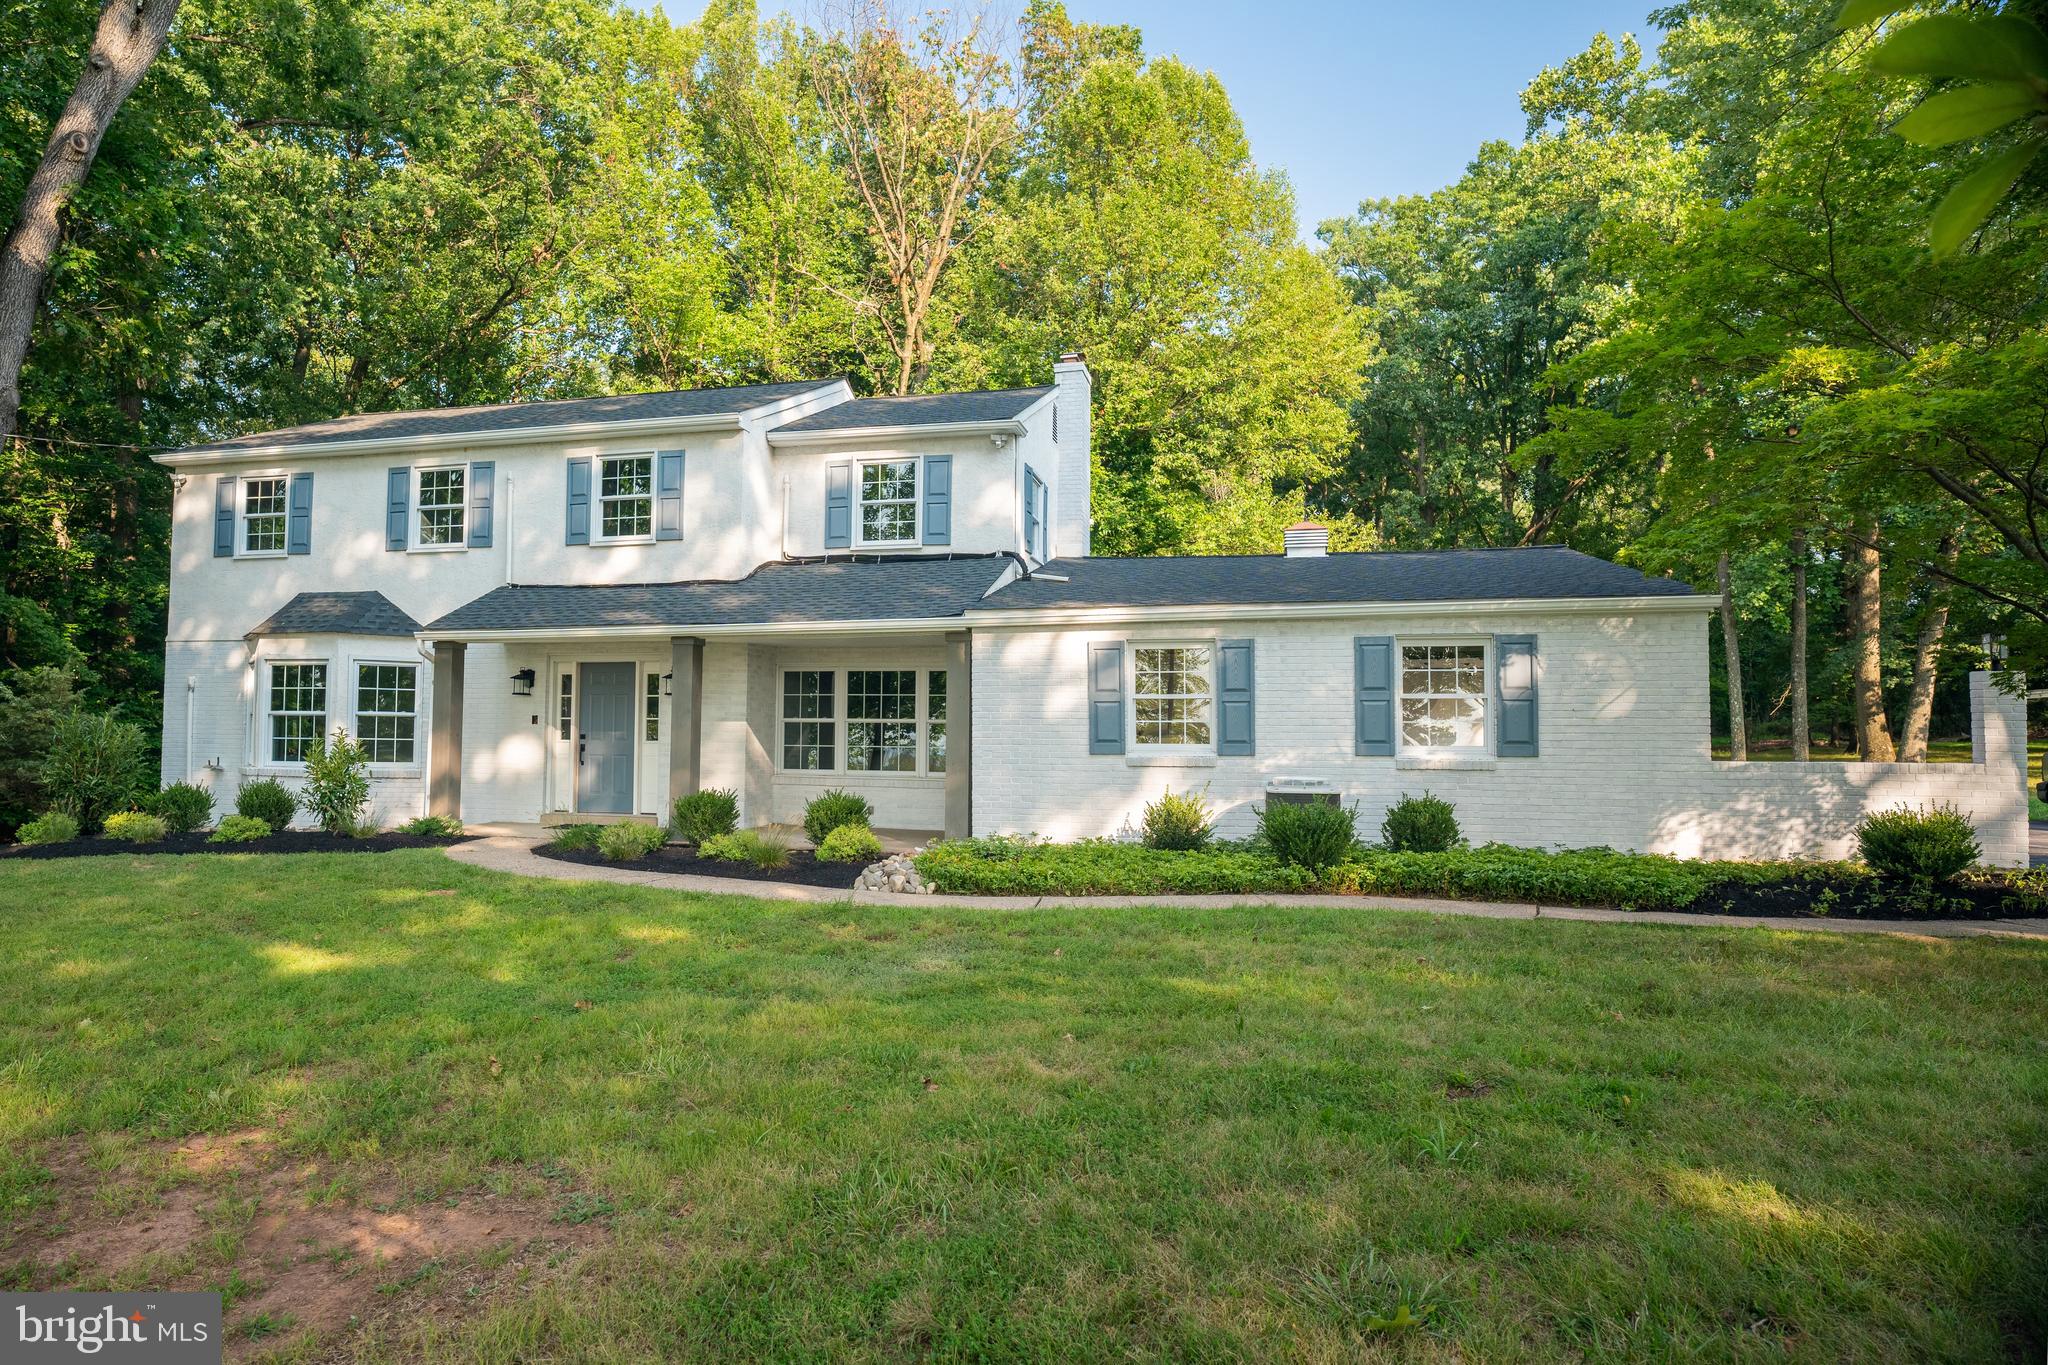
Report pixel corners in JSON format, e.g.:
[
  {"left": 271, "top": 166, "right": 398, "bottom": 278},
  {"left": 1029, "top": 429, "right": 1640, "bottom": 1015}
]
[
  {"left": 960, "top": 593, "right": 1719, "bottom": 627},
  {"left": 418, "top": 615, "right": 976, "bottom": 645},
  {"left": 765, "top": 416, "right": 1035, "bottom": 448}
]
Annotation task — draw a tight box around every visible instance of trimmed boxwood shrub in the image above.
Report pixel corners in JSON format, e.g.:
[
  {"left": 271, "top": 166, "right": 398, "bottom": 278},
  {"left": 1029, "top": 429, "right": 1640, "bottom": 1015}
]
[
  {"left": 1257, "top": 800, "right": 1358, "bottom": 872},
  {"left": 803, "top": 789, "right": 873, "bottom": 844},
  {"left": 1855, "top": 804, "right": 1980, "bottom": 883},
  {"left": 1380, "top": 793, "right": 1462, "bottom": 853},
  {"left": 209, "top": 814, "right": 272, "bottom": 843},
  {"left": 701, "top": 829, "right": 792, "bottom": 869},
  {"left": 916, "top": 838, "right": 1316, "bottom": 896},
  {"left": 1141, "top": 789, "right": 1213, "bottom": 851},
  {"left": 671, "top": 788, "right": 740, "bottom": 843},
  {"left": 147, "top": 781, "right": 216, "bottom": 834},
  {"left": 17, "top": 810, "right": 79, "bottom": 846},
  {"left": 816, "top": 823, "right": 883, "bottom": 863},
  {"left": 103, "top": 810, "right": 167, "bottom": 843},
  {"left": 597, "top": 821, "right": 668, "bottom": 861},
  {"left": 236, "top": 779, "right": 298, "bottom": 833}
]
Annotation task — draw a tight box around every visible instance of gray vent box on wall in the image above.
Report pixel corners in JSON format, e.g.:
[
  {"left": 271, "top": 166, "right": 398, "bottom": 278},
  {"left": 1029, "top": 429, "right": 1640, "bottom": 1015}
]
[{"left": 1265, "top": 778, "right": 1339, "bottom": 808}]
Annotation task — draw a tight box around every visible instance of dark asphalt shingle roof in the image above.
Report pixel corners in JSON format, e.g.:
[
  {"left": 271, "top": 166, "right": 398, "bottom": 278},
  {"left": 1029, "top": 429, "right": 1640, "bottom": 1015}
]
[
  {"left": 769, "top": 387, "right": 1053, "bottom": 434},
  {"left": 427, "top": 555, "right": 1015, "bottom": 634},
  {"left": 973, "top": 547, "right": 1699, "bottom": 611},
  {"left": 170, "top": 381, "right": 840, "bottom": 457},
  {"left": 249, "top": 591, "right": 422, "bottom": 638}
]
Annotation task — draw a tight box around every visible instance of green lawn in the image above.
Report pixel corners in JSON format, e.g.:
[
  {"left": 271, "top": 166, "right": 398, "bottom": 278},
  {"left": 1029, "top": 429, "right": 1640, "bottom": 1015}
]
[
  {"left": 1710, "top": 737, "right": 2048, "bottom": 769},
  {"left": 2, "top": 851, "right": 2045, "bottom": 1361}
]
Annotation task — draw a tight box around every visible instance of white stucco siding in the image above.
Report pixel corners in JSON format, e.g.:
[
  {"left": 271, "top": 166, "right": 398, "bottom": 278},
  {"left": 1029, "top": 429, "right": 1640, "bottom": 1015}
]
[{"left": 969, "top": 614, "right": 2031, "bottom": 866}]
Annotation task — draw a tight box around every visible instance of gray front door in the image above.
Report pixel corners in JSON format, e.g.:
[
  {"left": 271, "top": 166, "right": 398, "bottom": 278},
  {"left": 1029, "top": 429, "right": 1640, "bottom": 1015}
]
[{"left": 577, "top": 662, "right": 636, "bottom": 814}]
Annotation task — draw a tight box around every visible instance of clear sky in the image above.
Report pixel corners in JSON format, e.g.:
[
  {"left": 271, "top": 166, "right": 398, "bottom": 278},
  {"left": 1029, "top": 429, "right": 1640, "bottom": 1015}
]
[{"left": 649, "top": 0, "right": 1663, "bottom": 236}]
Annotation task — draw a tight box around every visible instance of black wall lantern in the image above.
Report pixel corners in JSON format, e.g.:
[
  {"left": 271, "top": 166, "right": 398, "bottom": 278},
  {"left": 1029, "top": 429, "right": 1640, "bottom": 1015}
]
[
  {"left": 661, "top": 671, "right": 674, "bottom": 696},
  {"left": 510, "top": 668, "right": 536, "bottom": 696}
]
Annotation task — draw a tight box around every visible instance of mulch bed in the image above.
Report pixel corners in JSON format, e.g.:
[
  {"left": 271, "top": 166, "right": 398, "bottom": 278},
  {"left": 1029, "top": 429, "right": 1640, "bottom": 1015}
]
[
  {"left": 534, "top": 840, "right": 861, "bottom": 889},
  {"left": 1678, "top": 872, "right": 2045, "bottom": 922},
  {"left": 0, "top": 831, "right": 474, "bottom": 861}
]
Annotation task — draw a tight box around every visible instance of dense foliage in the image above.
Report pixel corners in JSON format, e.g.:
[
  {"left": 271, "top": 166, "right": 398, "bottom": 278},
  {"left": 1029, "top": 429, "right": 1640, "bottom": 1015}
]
[
  {"left": 208, "top": 813, "right": 271, "bottom": 843},
  {"left": 802, "top": 789, "right": 873, "bottom": 844},
  {"left": 917, "top": 836, "right": 1317, "bottom": 896},
  {"left": 1379, "top": 793, "right": 1463, "bottom": 853},
  {"left": 233, "top": 779, "right": 297, "bottom": 834},
  {"left": 700, "top": 828, "right": 792, "bottom": 869},
  {"left": 815, "top": 823, "right": 883, "bottom": 864},
  {"left": 1255, "top": 799, "right": 1359, "bottom": 872},
  {"left": 1855, "top": 802, "right": 1982, "bottom": 882},
  {"left": 102, "top": 810, "right": 167, "bottom": 844},
  {"left": 596, "top": 821, "right": 669, "bottom": 862},
  {"left": 297, "top": 730, "right": 371, "bottom": 835},
  {"left": 40, "top": 712, "right": 146, "bottom": 833},
  {"left": 1140, "top": 788, "right": 1213, "bottom": 851},
  {"left": 15, "top": 809, "right": 78, "bottom": 846},
  {"left": 671, "top": 788, "right": 741, "bottom": 843},
  {"left": 146, "top": 781, "right": 215, "bottom": 834}
]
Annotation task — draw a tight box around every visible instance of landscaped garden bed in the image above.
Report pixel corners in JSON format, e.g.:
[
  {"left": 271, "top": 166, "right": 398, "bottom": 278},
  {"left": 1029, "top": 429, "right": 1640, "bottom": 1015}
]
[
  {"left": 535, "top": 838, "right": 860, "bottom": 889},
  {"left": 1, "top": 828, "right": 473, "bottom": 860}
]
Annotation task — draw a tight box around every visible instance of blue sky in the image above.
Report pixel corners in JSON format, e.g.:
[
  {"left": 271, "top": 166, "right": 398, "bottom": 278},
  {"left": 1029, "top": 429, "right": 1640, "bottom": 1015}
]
[{"left": 649, "top": 0, "right": 1661, "bottom": 235}]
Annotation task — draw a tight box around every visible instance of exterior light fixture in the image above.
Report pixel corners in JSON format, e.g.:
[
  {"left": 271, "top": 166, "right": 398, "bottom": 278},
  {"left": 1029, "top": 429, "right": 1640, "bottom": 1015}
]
[
  {"left": 661, "top": 671, "right": 674, "bottom": 696},
  {"left": 510, "top": 668, "right": 536, "bottom": 696}
]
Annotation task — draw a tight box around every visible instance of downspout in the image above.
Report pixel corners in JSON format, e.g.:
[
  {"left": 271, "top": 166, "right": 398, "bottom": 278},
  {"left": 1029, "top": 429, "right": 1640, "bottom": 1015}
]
[
  {"left": 780, "top": 473, "right": 791, "bottom": 560},
  {"left": 184, "top": 677, "right": 196, "bottom": 783},
  {"left": 503, "top": 476, "right": 516, "bottom": 585}
]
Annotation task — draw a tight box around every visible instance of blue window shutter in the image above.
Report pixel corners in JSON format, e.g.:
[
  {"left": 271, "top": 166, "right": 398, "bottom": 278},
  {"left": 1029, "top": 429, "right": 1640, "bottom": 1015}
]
[
  {"left": 1023, "top": 468, "right": 1041, "bottom": 559},
  {"left": 385, "top": 468, "right": 409, "bottom": 551},
  {"left": 656, "top": 449, "right": 684, "bottom": 541},
  {"left": 565, "top": 457, "right": 591, "bottom": 545},
  {"left": 1217, "top": 639, "right": 1255, "bottom": 755},
  {"left": 924, "top": 455, "right": 951, "bottom": 544},
  {"left": 824, "top": 464, "right": 852, "bottom": 548},
  {"left": 1355, "top": 636, "right": 1394, "bottom": 756},
  {"left": 1087, "top": 641, "right": 1125, "bottom": 754},
  {"left": 286, "top": 472, "right": 314, "bottom": 555},
  {"left": 213, "top": 477, "right": 236, "bottom": 557},
  {"left": 467, "top": 461, "right": 494, "bottom": 548},
  {"left": 1496, "top": 634, "right": 1539, "bottom": 757}
]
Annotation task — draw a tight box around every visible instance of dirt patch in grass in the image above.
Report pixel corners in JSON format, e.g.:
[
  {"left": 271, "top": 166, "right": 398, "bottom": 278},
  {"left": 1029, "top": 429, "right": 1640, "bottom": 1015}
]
[
  {"left": 536, "top": 838, "right": 861, "bottom": 889},
  {"left": 0, "top": 831, "right": 472, "bottom": 861},
  {"left": 3, "top": 1129, "right": 607, "bottom": 1359}
]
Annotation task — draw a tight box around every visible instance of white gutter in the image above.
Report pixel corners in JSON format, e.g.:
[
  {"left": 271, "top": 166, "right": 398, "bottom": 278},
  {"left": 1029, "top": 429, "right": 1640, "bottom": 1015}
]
[
  {"left": 419, "top": 616, "right": 980, "bottom": 645},
  {"left": 766, "top": 417, "right": 1033, "bottom": 448}
]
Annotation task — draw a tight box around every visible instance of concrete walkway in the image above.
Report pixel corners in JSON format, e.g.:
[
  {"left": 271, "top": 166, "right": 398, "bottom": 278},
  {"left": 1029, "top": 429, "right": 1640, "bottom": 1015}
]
[
  {"left": 2031, "top": 820, "right": 2047, "bottom": 868},
  {"left": 445, "top": 835, "right": 2048, "bottom": 941}
]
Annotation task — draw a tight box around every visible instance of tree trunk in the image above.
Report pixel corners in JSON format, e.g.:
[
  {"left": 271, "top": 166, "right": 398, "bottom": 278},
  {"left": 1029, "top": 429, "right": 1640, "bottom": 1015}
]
[
  {"left": 1846, "top": 520, "right": 1896, "bottom": 761},
  {"left": 1898, "top": 534, "right": 1958, "bottom": 762},
  {"left": 0, "top": 0, "right": 183, "bottom": 446},
  {"left": 1788, "top": 533, "right": 1810, "bottom": 761},
  {"left": 1717, "top": 551, "right": 1747, "bottom": 760}
]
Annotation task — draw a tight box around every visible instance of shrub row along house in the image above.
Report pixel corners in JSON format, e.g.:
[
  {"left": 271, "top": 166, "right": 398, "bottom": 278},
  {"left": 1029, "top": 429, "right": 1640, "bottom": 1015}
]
[{"left": 151, "top": 356, "right": 2031, "bottom": 865}]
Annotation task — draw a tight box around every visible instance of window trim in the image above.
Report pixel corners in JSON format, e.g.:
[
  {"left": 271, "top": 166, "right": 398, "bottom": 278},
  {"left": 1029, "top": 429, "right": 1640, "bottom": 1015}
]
[
  {"left": 236, "top": 473, "right": 291, "bottom": 559},
  {"left": 264, "top": 658, "right": 329, "bottom": 768},
  {"left": 775, "top": 666, "right": 947, "bottom": 777},
  {"left": 595, "top": 452, "right": 656, "bottom": 545},
  {"left": 411, "top": 463, "right": 468, "bottom": 552},
  {"left": 352, "top": 659, "right": 421, "bottom": 769},
  {"left": 644, "top": 670, "right": 661, "bottom": 742},
  {"left": 851, "top": 455, "right": 923, "bottom": 550},
  {"left": 1394, "top": 636, "right": 1492, "bottom": 756},
  {"left": 778, "top": 668, "right": 839, "bottom": 773},
  {"left": 1128, "top": 640, "right": 1217, "bottom": 754}
]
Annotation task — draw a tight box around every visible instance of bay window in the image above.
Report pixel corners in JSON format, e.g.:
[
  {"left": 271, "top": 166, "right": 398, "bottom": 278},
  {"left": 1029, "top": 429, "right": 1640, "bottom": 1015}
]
[
  {"left": 268, "top": 662, "right": 328, "bottom": 764},
  {"left": 354, "top": 663, "right": 418, "bottom": 764}
]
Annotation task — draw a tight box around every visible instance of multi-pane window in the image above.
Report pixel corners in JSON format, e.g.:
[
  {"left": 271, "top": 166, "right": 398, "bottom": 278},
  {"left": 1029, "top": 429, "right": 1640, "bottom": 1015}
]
[
  {"left": 1133, "top": 645, "right": 1212, "bottom": 748},
  {"left": 416, "top": 466, "right": 466, "bottom": 546},
  {"left": 242, "top": 477, "right": 287, "bottom": 554},
  {"left": 858, "top": 460, "right": 918, "bottom": 544},
  {"left": 600, "top": 455, "right": 653, "bottom": 539},
  {"left": 354, "top": 663, "right": 417, "bottom": 764},
  {"left": 846, "top": 670, "right": 918, "bottom": 773},
  {"left": 645, "top": 672, "right": 661, "bottom": 741},
  {"left": 926, "top": 670, "right": 947, "bottom": 773},
  {"left": 558, "top": 673, "right": 573, "bottom": 740},
  {"left": 268, "top": 663, "right": 327, "bottom": 764},
  {"left": 1023, "top": 468, "right": 1049, "bottom": 560},
  {"left": 1399, "top": 643, "right": 1487, "bottom": 750},
  {"left": 781, "top": 670, "right": 836, "bottom": 770}
]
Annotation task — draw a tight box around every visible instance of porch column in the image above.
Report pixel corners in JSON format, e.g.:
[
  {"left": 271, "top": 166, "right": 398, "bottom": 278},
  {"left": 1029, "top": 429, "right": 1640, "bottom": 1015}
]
[
  {"left": 669, "top": 635, "right": 705, "bottom": 807},
  {"left": 945, "top": 630, "right": 972, "bottom": 840},
  {"left": 428, "top": 641, "right": 465, "bottom": 820}
]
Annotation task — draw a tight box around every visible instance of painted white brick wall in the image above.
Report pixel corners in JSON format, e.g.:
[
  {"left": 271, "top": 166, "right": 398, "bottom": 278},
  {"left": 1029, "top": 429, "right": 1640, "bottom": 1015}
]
[
  {"left": 1051, "top": 356, "right": 1091, "bottom": 558},
  {"left": 970, "top": 614, "right": 2031, "bottom": 868}
]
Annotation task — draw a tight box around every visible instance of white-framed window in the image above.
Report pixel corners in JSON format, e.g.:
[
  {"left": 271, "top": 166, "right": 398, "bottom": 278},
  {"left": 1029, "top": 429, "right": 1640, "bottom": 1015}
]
[
  {"left": 846, "top": 669, "right": 918, "bottom": 772},
  {"left": 267, "top": 662, "right": 328, "bottom": 764},
  {"left": 927, "top": 670, "right": 947, "bottom": 773},
  {"left": 781, "top": 670, "right": 836, "bottom": 770},
  {"left": 354, "top": 663, "right": 418, "bottom": 764},
  {"left": 1132, "top": 643, "right": 1213, "bottom": 750},
  {"left": 1398, "top": 641, "right": 1488, "bottom": 752},
  {"left": 415, "top": 465, "right": 466, "bottom": 547},
  {"left": 598, "top": 454, "right": 654, "bottom": 541},
  {"left": 557, "top": 672, "right": 574, "bottom": 741},
  {"left": 240, "top": 475, "right": 288, "bottom": 555},
  {"left": 645, "top": 671, "right": 661, "bottom": 741},
  {"left": 1024, "top": 467, "right": 1050, "bottom": 560},
  {"left": 856, "top": 458, "right": 919, "bottom": 546}
]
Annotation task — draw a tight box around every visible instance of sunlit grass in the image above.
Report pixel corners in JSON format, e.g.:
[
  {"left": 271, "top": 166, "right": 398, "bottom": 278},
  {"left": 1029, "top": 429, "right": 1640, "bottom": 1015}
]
[{"left": 2, "top": 850, "right": 2044, "bottom": 1361}]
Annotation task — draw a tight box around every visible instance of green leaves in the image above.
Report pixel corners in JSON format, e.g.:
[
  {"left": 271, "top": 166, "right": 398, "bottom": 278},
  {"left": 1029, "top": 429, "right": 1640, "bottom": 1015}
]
[
  {"left": 1929, "top": 140, "right": 2042, "bottom": 256},
  {"left": 1895, "top": 84, "right": 2043, "bottom": 146},
  {"left": 1834, "top": 0, "right": 1901, "bottom": 29},
  {"left": 1868, "top": 13, "right": 2048, "bottom": 84}
]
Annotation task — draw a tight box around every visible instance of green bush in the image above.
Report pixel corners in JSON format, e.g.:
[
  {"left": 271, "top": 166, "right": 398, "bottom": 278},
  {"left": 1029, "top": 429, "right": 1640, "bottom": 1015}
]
[
  {"left": 1257, "top": 799, "right": 1358, "bottom": 871},
  {"left": 298, "top": 730, "right": 371, "bottom": 835},
  {"left": 671, "top": 788, "right": 740, "bottom": 843},
  {"left": 0, "top": 666, "right": 82, "bottom": 836},
  {"left": 700, "top": 829, "right": 792, "bottom": 869},
  {"left": 397, "top": 813, "right": 465, "bottom": 838},
  {"left": 103, "top": 810, "right": 167, "bottom": 843},
  {"left": 209, "top": 814, "right": 272, "bottom": 843},
  {"left": 1380, "top": 792, "right": 1462, "bottom": 853},
  {"left": 236, "top": 779, "right": 298, "bottom": 833},
  {"left": 916, "top": 838, "right": 1315, "bottom": 896},
  {"left": 16, "top": 809, "right": 79, "bottom": 845},
  {"left": 803, "top": 789, "right": 873, "bottom": 844},
  {"left": 597, "top": 821, "right": 669, "bottom": 861},
  {"left": 816, "top": 823, "right": 883, "bottom": 863},
  {"left": 1855, "top": 804, "right": 1980, "bottom": 883},
  {"left": 549, "top": 823, "right": 603, "bottom": 851},
  {"left": 1141, "top": 788, "right": 1213, "bottom": 851},
  {"left": 147, "top": 781, "right": 215, "bottom": 834},
  {"left": 41, "top": 711, "right": 147, "bottom": 833},
  {"left": 1324, "top": 844, "right": 1806, "bottom": 911}
]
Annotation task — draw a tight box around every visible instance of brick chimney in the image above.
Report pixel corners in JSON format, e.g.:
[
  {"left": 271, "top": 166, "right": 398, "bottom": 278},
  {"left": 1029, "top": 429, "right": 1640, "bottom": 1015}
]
[
  {"left": 1283, "top": 520, "right": 1329, "bottom": 557},
  {"left": 1052, "top": 351, "right": 1092, "bottom": 557}
]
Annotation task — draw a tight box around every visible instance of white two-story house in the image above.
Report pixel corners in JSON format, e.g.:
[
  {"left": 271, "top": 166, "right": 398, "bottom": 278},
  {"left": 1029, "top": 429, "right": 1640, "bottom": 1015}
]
[{"left": 150, "top": 355, "right": 2031, "bottom": 864}]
